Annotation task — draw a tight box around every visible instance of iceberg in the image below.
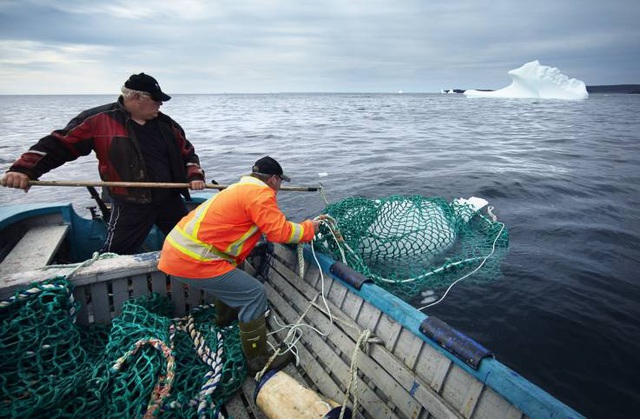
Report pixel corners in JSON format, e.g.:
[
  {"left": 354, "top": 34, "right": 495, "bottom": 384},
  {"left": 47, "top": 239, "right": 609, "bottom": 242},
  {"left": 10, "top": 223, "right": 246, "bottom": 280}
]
[{"left": 464, "top": 60, "right": 588, "bottom": 100}]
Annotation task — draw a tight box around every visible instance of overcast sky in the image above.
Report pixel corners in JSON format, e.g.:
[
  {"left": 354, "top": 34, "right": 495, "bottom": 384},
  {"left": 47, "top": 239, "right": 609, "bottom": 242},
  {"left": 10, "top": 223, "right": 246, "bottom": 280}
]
[{"left": 1, "top": 0, "right": 638, "bottom": 94}]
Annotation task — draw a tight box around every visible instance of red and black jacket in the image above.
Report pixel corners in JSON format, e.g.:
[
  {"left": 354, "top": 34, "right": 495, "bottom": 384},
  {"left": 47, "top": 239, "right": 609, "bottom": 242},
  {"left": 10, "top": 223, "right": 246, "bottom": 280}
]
[{"left": 7, "top": 97, "right": 205, "bottom": 204}]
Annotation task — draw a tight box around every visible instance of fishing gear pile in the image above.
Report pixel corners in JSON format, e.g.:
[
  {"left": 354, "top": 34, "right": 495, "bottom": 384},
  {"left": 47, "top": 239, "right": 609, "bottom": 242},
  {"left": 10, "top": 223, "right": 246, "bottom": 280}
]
[
  {"left": 0, "top": 278, "right": 245, "bottom": 418},
  {"left": 313, "top": 195, "right": 509, "bottom": 301}
]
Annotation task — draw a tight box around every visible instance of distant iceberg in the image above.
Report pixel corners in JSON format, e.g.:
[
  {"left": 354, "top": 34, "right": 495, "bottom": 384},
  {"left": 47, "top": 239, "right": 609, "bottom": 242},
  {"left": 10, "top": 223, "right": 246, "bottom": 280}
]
[{"left": 464, "top": 60, "right": 588, "bottom": 100}]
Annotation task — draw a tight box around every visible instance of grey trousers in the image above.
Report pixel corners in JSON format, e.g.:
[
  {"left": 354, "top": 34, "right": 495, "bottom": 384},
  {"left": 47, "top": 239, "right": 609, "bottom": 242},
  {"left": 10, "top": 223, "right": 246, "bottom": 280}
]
[{"left": 173, "top": 268, "right": 267, "bottom": 322}]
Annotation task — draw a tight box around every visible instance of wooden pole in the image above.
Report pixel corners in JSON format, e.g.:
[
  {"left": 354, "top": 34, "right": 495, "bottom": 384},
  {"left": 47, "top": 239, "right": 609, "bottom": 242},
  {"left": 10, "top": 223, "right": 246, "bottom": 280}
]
[{"left": 28, "top": 180, "right": 320, "bottom": 192}]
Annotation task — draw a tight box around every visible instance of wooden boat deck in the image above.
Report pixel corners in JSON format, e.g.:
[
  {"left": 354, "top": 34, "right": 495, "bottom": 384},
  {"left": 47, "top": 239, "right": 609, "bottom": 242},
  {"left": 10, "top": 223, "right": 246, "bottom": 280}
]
[
  {"left": 0, "top": 244, "right": 583, "bottom": 419},
  {"left": 238, "top": 244, "right": 528, "bottom": 419}
]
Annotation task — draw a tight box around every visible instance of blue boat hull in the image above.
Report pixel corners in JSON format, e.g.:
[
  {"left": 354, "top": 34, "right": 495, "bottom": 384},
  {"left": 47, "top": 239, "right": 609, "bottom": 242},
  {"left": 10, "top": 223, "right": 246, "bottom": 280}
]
[{"left": 0, "top": 197, "right": 210, "bottom": 264}]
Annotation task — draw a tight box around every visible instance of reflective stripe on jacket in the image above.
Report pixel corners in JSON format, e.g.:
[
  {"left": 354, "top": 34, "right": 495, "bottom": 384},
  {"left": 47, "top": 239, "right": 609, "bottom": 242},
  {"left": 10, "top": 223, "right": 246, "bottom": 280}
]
[{"left": 158, "top": 175, "right": 315, "bottom": 278}]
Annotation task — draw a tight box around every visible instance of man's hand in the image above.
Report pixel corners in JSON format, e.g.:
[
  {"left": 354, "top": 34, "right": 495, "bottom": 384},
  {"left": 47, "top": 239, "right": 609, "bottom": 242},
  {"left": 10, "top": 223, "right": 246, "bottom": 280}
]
[
  {"left": 189, "top": 180, "right": 205, "bottom": 190},
  {"left": 1, "top": 172, "right": 31, "bottom": 192}
]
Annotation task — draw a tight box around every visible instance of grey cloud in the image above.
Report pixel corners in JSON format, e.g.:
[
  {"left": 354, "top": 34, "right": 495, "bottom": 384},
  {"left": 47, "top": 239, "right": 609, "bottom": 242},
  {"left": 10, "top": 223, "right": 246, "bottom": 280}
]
[{"left": 0, "top": 0, "right": 639, "bottom": 93}]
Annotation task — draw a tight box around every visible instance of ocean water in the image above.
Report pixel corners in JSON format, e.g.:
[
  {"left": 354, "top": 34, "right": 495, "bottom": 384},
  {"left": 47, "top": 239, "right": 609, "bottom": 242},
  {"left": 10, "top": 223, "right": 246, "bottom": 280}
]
[{"left": 1, "top": 93, "right": 639, "bottom": 418}]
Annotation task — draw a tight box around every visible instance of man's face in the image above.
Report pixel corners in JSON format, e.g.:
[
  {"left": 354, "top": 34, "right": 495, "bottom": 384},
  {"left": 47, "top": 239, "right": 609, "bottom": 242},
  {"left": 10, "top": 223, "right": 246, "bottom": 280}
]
[
  {"left": 268, "top": 175, "right": 283, "bottom": 192},
  {"left": 136, "top": 92, "right": 162, "bottom": 120}
]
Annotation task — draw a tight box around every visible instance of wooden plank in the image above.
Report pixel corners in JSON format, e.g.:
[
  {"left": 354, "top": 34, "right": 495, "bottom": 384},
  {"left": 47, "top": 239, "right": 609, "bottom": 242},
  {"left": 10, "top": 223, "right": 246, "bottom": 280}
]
[
  {"left": 273, "top": 243, "right": 298, "bottom": 267},
  {"left": 368, "top": 343, "right": 462, "bottom": 419},
  {"left": 270, "top": 311, "right": 346, "bottom": 403},
  {"left": 311, "top": 278, "right": 461, "bottom": 419},
  {"left": 170, "top": 276, "right": 187, "bottom": 317},
  {"left": 266, "top": 265, "right": 415, "bottom": 418},
  {"left": 355, "top": 300, "right": 383, "bottom": 336},
  {"left": 304, "top": 262, "right": 322, "bottom": 289},
  {"left": 441, "top": 365, "right": 486, "bottom": 416},
  {"left": 267, "top": 254, "right": 462, "bottom": 419},
  {"left": 150, "top": 272, "right": 167, "bottom": 296},
  {"left": 223, "top": 394, "right": 252, "bottom": 419},
  {"left": 327, "top": 277, "right": 349, "bottom": 308},
  {"left": 394, "top": 328, "right": 424, "bottom": 370},
  {"left": 424, "top": 348, "right": 453, "bottom": 393},
  {"left": 130, "top": 273, "right": 149, "bottom": 298},
  {"left": 459, "top": 379, "right": 484, "bottom": 418},
  {"left": 472, "top": 387, "right": 525, "bottom": 419},
  {"left": 341, "top": 291, "right": 366, "bottom": 324},
  {"left": 111, "top": 277, "right": 130, "bottom": 318},
  {"left": 73, "top": 286, "right": 90, "bottom": 325},
  {"left": 375, "top": 309, "right": 403, "bottom": 351},
  {"left": 89, "top": 281, "right": 111, "bottom": 324},
  {"left": 0, "top": 224, "right": 69, "bottom": 276},
  {"left": 239, "top": 375, "right": 268, "bottom": 418},
  {"left": 0, "top": 252, "right": 161, "bottom": 301},
  {"left": 186, "top": 285, "right": 203, "bottom": 310}
]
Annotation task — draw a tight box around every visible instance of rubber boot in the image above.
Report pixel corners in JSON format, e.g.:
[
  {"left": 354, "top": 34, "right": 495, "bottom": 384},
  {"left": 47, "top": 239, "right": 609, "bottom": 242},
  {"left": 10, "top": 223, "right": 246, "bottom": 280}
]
[
  {"left": 239, "top": 316, "right": 293, "bottom": 375},
  {"left": 214, "top": 298, "right": 239, "bottom": 328}
]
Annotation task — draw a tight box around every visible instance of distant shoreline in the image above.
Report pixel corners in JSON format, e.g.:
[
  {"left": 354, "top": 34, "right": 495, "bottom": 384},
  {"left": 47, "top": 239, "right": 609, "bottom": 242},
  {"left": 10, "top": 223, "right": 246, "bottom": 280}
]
[
  {"left": 1, "top": 85, "right": 639, "bottom": 96},
  {"left": 585, "top": 85, "right": 640, "bottom": 94},
  {"left": 441, "top": 85, "right": 640, "bottom": 94}
]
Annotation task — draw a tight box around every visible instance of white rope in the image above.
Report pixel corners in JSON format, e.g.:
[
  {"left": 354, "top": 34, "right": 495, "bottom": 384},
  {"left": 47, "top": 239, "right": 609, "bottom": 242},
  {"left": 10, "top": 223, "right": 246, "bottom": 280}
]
[
  {"left": 43, "top": 251, "right": 120, "bottom": 279},
  {"left": 339, "top": 329, "right": 378, "bottom": 419},
  {"left": 256, "top": 299, "right": 319, "bottom": 382},
  {"left": 166, "top": 306, "right": 226, "bottom": 419},
  {"left": 314, "top": 215, "right": 349, "bottom": 263},
  {"left": 297, "top": 244, "right": 305, "bottom": 278},
  {"left": 318, "top": 183, "right": 330, "bottom": 205},
  {"left": 418, "top": 221, "right": 506, "bottom": 310}
]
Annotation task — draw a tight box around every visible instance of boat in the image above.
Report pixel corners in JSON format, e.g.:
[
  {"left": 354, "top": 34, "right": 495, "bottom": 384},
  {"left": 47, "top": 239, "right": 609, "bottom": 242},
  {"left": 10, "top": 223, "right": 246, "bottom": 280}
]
[{"left": 0, "top": 200, "right": 584, "bottom": 418}]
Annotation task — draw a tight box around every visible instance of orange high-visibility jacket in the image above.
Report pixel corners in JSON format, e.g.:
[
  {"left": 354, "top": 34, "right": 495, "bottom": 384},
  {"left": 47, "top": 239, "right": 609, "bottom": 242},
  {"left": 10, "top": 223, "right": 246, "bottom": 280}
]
[{"left": 158, "top": 175, "right": 315, "bottom": 279}]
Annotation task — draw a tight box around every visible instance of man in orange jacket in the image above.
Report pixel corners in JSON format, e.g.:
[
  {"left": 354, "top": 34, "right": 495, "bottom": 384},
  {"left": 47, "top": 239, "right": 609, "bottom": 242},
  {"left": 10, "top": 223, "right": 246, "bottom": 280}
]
[{"left": 158, "top": 156, "right": 320, "bottom": 375}]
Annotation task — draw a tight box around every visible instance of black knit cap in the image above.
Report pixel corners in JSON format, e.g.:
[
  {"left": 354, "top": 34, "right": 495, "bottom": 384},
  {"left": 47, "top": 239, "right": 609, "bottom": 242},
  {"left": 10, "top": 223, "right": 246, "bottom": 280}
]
[
  {"left": 124, "top": 73, "right": 171, "bottom": 101},
  {"left": 252, "top": 156, "right": 290, "bottom": 182}
]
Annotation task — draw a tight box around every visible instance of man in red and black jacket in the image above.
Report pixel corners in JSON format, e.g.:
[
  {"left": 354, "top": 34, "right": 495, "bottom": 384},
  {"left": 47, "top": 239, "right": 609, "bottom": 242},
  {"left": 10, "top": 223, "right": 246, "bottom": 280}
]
[{"left": 1, "top": 72, "right": 213, "bottom": 255}]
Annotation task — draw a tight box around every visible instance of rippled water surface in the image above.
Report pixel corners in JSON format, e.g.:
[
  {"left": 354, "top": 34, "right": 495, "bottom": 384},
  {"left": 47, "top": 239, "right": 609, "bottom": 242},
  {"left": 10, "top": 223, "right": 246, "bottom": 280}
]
[{"left": 1, "top": 93, "right": 639, "bottom": 418}]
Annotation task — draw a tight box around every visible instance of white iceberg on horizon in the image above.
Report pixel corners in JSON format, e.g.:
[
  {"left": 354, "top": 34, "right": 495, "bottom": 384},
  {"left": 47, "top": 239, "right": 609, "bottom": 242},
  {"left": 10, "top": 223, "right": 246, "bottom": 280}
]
[{"left": 464, "top": 60, "right": 588, "bottom": 100}]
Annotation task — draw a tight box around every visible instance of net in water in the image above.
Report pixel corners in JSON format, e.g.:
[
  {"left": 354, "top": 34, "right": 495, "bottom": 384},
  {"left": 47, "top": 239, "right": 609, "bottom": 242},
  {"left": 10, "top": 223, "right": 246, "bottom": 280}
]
[{"left": 313, "top": 195, "right": 509, "bottom": 301}]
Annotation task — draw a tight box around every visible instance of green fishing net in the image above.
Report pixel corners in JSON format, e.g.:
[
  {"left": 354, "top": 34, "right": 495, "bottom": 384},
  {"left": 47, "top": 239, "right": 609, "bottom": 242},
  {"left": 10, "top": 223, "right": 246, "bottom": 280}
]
[
  {"left": 0, "top": 278, "right": 245, "bottom": 418},
  {"left": 313, "top": 195, "right": 509, "bottom": 301}
]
